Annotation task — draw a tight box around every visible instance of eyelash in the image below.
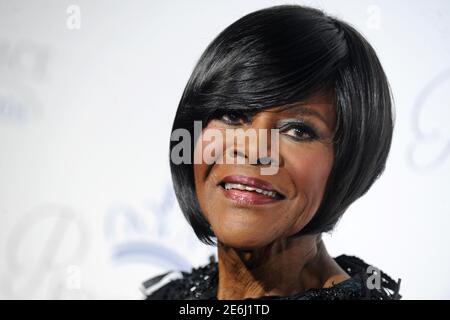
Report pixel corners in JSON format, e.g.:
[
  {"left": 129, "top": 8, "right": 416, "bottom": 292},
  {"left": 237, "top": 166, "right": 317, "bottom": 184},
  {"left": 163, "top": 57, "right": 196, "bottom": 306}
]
[
  {"left": 279, "top": 122, "right": 318, "bottom": 141},
  {"left": 216, "top": 111, "right": 251, "bottom": 126},
  {"left": 214, "top": 112, "right": 319, "bottom": 141}
]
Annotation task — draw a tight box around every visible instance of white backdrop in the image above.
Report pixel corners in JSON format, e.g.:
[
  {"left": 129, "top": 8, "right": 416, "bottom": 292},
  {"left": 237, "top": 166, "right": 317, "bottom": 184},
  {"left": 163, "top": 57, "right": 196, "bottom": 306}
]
[{"left": 0, "top": 0, "right": 449, "bottom": 299}]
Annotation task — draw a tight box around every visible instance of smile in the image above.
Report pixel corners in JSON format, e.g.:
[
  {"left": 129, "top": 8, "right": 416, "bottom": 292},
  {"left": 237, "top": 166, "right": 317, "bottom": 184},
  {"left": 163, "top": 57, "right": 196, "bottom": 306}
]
[
  {"left": 218, "top": 175, "right": 285, "bottom": 205},
  {"left": 223, "top": 183, "right": 278, "bottom": 198}
]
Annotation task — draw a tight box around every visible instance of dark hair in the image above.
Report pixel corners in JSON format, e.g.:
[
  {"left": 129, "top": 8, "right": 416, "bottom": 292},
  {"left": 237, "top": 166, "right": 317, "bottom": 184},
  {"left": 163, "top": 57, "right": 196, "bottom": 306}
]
[{"left": 169, "top": 4, "right": 394, "bottom": 245}]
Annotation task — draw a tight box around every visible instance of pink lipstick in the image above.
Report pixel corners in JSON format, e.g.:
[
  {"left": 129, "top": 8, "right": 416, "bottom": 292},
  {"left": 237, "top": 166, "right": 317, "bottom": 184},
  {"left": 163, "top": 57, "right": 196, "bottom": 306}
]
[{"left": 219, "top": 175, "right": 285, "bottom": 205}]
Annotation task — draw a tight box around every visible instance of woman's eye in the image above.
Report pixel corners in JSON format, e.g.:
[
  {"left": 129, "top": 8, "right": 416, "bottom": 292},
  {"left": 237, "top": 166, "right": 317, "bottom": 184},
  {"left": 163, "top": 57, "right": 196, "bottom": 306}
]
[
  {"left": 282, "top": 124, "right": 318, "bottom": 141},
  {"left": 220, "top": 112, "right": 248, "bottom": 125}
]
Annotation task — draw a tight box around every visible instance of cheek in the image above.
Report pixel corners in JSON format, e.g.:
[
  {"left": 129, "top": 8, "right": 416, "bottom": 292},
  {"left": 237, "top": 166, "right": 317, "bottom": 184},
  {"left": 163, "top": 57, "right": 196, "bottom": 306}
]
[
  {"left": 290, "top": 147, "right": 333, "bottom": 189},
  {"left": 193, "top": 135, "right": 210, "bottom": 217},
  {"left": 192, "top": 126, "right": 227, "bottom": 218},
  {"left": 284, "top": 143, "right": 334, "bottom": 231}
]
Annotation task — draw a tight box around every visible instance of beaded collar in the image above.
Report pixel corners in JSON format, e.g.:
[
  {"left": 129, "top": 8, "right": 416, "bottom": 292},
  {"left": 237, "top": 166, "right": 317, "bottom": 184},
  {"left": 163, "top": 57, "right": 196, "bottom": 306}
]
[{"left": 142, "top": 254, "right": 401, "bottom": 300}]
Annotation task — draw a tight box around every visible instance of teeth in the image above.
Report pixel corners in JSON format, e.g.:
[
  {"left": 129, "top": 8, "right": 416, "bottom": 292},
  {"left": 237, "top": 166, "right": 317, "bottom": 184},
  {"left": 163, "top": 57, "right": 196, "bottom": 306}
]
[{"left": 224, "top": 183, "right": 277, "bottom": 198}]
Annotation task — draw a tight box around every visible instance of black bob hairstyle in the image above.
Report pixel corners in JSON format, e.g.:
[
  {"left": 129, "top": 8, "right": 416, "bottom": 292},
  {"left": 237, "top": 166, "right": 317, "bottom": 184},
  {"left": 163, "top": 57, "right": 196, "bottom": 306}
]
[{"left": 169, "top": 4, "right": 394, "bottom": 245}]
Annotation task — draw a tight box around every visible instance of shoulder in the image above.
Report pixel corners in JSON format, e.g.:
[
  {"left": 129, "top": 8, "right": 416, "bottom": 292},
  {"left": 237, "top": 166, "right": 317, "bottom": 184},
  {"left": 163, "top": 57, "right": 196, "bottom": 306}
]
[
  {"left": 140, "top": 270, "right": 185, "bottom": 299},
  {"left": 333, "top": 254, "right": 402, "bottom": 300},
  {"left": 140, "top": 254, "right": 401, "bottom": 300},
  {"left": 141, "top": 255, "right": 219, "bottom": 300}
]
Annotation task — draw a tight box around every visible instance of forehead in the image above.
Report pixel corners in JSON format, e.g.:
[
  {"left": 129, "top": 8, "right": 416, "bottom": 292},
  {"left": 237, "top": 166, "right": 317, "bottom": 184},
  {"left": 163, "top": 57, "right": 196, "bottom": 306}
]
[{"left": 259, "top": 93, "right": 336, "bottom": 129}]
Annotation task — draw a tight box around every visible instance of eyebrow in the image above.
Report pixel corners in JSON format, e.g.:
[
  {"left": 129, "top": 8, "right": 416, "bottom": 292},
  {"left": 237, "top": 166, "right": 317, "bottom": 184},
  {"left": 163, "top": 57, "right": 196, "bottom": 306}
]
[{"left": 282, "top": 105, "right": 333, "bottom": 130}]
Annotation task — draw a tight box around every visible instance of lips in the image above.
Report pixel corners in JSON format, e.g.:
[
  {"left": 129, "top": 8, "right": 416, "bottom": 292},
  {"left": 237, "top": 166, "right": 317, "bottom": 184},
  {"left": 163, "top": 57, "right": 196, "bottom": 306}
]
[{"left": 218, "top": 175, "right": 285, "bottom": 205}]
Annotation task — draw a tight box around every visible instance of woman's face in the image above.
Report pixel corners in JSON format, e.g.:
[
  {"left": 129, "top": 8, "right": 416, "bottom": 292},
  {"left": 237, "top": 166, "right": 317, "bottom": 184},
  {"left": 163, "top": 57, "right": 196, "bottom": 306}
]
[{"left": 193, "top": 94, "right": 336, "bottom": 249}]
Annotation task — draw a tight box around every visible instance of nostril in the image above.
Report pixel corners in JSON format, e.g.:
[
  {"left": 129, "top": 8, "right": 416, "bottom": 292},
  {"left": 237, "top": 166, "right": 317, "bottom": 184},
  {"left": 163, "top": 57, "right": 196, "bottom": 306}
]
[
  {"left": 257, "top": 156, "right": 272, "bottom": 165},
  {"left": 228, "top": 149, "right": 247, "bottom": 160},
  {"left": 234, "top": 150, "right": 246, "bottom": 158}
]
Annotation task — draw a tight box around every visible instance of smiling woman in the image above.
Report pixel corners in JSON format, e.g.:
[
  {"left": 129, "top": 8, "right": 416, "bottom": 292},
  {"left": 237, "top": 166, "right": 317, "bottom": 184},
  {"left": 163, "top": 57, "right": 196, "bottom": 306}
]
[
  {"left": 194, "top": 95, "right": 336, "bottom": 251},
  {"left": 142, "top": 4, "right": 400, "bottom": 300}
]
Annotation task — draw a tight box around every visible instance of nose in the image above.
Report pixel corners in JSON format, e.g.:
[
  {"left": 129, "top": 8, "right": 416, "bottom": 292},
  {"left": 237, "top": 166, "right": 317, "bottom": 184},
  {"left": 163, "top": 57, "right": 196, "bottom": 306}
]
[
  {"left": 226, "top": 113, "right": 280, "bottom": 167},
  {"left": 230, "top": 149, "right": 274, "bottom": 165}
]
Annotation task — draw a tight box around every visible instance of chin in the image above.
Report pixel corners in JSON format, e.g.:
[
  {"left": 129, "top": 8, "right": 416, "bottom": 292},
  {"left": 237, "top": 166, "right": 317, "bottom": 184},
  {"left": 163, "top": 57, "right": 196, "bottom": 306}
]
[{"left": 216, "top": 231, "right": 274, "bottom": 251}]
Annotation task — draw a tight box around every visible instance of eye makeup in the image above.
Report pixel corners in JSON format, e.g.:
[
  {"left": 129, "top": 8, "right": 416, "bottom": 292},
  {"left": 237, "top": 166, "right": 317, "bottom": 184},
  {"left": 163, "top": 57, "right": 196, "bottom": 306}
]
[
  {"left": 209, "top": 110, "right": 330, "bottom": 143},
  {"left": 214, "top": 110, "right": 253, "bottom": 126},
  {"left": 277, "top": 118, "right": 322, "bottom": 142}
]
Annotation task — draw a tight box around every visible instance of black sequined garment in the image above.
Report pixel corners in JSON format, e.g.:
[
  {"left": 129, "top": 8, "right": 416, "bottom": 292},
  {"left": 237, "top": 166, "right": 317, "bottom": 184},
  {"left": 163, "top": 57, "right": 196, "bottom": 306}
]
[{"left": 141, "top": 254, "right": 401, "bottom": 300}]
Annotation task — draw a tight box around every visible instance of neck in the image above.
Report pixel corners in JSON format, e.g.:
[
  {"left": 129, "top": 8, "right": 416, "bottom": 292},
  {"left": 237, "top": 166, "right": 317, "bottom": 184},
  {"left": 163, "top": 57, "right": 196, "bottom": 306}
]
[{"left": 216, "top": 234, "right": 346, "bottom": 300}]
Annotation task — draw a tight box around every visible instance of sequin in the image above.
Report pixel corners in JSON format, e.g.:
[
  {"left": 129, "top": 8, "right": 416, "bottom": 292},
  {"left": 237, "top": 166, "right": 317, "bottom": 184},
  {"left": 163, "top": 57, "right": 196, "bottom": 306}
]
[{"left": 143, "top": 254, "right": 401, "bottom": 300}]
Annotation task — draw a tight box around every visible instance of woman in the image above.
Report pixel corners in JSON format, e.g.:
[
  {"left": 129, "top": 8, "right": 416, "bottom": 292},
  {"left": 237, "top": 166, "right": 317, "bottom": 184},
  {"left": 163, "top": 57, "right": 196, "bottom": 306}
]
[{"left": 142, "top": 4, "right": 401, "bottom": 300}]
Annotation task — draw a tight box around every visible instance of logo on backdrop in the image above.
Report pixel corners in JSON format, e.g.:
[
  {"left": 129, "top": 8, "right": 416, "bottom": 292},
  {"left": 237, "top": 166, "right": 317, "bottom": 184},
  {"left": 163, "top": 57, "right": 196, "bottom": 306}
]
[{"left": 408, "top": 69, "right": 450, "bottom": 171}]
